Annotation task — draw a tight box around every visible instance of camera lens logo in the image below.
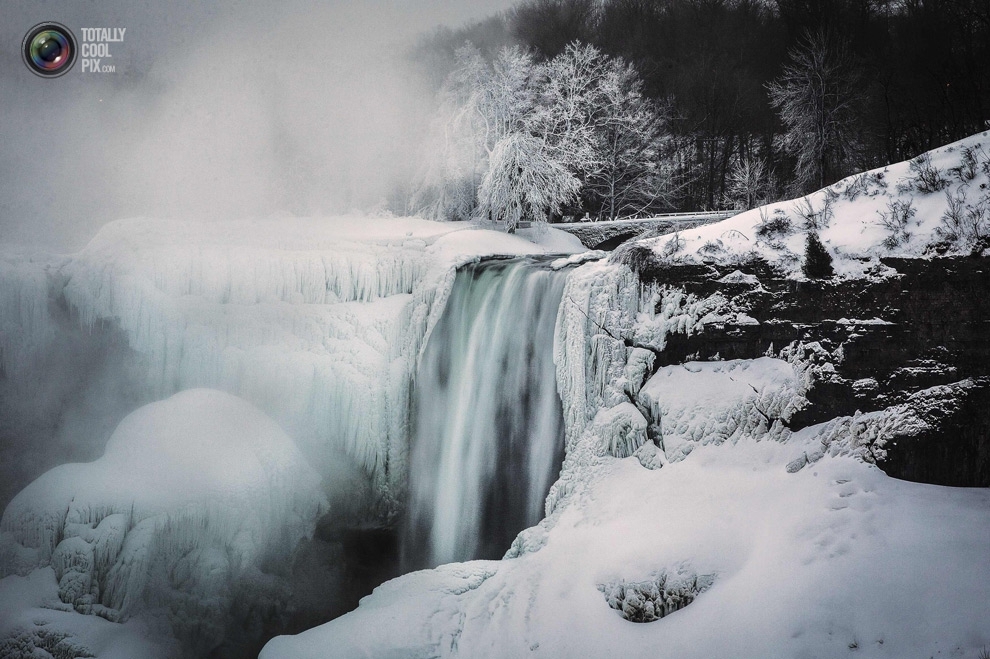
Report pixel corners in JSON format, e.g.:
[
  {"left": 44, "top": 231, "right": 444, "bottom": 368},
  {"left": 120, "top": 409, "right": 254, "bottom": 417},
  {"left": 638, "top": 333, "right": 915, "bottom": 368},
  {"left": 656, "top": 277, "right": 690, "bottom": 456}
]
[{"left": 22, "top": 23, "right": 77, "bottom": 78}]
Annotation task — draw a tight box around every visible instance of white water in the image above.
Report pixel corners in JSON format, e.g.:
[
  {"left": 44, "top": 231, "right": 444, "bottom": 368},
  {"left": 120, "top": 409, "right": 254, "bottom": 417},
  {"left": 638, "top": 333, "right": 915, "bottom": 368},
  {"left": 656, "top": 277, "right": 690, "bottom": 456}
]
[{"left": 406, "top": 258, "right": 569, "bottom": 567}]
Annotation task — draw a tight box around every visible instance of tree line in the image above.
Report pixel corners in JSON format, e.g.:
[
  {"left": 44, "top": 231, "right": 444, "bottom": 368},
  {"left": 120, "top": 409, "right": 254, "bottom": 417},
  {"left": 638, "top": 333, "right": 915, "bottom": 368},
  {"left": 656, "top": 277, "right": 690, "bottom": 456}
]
[{"left": 403, "top": 0, "right": 989, "bottom": 228}]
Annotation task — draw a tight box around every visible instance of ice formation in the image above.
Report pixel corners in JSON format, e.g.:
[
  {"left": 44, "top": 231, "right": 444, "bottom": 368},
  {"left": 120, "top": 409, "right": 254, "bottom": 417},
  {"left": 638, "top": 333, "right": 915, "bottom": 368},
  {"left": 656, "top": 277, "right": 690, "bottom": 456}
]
[
  {"left": 0, "top": 215, "right": 586, "bottom": 655},
  {"left": 1, "top": 389, "right": 326, "bottom": 653},
  {"left": 0, "top": 217, "right": 584, "bottom": 511}
]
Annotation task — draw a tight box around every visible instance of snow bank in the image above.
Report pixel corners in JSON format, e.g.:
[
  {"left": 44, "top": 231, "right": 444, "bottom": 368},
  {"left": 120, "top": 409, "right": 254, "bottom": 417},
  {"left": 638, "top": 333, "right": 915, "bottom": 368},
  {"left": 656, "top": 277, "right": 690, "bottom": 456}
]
[
  {"left": 641, "top": 131, "right": 990, "bottom": 277},
  {"left": 262, "top": 445, "right": 990, "bottom": 659},
  {"left": 0, "top": 567, "right": 174, "bottom": 659},
  {"left": 1, "top": 389, "right": 325, "bottom": 652}
]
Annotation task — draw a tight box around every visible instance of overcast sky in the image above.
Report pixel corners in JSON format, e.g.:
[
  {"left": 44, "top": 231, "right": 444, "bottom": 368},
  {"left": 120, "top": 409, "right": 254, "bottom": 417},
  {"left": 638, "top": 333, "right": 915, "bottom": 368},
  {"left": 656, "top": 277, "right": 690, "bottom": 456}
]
[{"left": 0, "top": 0, "right": 515, "bottom": 249}]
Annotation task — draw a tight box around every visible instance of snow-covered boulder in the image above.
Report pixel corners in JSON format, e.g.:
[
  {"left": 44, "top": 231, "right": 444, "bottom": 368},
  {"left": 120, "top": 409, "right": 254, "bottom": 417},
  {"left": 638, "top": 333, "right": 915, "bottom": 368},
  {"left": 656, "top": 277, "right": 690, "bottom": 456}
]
[
  {"left": 640, "top": 358, "right": 807, "bottom": 460},
  {"left": 1, "top": 389, "right": 326, "bottom": 653}
]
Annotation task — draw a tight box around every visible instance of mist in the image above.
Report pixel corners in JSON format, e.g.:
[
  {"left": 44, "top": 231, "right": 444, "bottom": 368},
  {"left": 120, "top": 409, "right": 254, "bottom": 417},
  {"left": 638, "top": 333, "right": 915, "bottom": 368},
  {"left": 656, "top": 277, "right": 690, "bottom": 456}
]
[{"left": 0, "top": 0, "right": 515, "bottom": 250}]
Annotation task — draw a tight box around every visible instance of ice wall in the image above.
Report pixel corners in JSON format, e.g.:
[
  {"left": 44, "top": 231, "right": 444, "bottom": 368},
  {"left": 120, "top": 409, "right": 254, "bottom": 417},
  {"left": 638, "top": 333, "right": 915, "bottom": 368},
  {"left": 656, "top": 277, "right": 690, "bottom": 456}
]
[{"left": 406, "top": 259, "right": 568, "bottom": 567}]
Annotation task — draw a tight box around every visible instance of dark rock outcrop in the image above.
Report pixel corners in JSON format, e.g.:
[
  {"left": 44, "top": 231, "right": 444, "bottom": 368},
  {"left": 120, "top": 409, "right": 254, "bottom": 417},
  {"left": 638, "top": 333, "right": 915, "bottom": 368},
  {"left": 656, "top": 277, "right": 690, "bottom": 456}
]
[{"left": 631, "top": 255, "right": 990, "bottom": 486}]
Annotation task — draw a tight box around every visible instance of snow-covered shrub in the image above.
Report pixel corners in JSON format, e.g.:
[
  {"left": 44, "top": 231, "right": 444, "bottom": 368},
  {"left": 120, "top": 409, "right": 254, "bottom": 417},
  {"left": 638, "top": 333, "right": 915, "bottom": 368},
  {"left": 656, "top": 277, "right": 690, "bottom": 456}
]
[
  {"left": 938, "top": 187, "right": 990, "bottom": 249},
  {"left": 660, "top": 232, "right": 685, "bottom": 258},
  {"left": 802, "top": 231, "right": 834, "bottom": 278},
  {"left": 610, "top": 242, "right": 662, "bottom": 275},
  {"left": 949, "top": 145, "right": 982, "bottom": 183},
  {"left": 908, "top": 152, "right": 949, "bottom": 193},
  {"left": 0, "top": 627, "right": 96, "bottom": 659},
  {"left": 793, "top": 189, "right": 836, "bottom": 230},
  {"left": 877, "top": 197, "right": 916, "bottom": 248},
  {"left": 756, "top": 212, "right": 793, "bottom": 240},
  {"left": 599, "top": 568, "right": 715, "bottom": 623},
  {"left": 699, "top": 239, "right": 726, "bottom": 255}
]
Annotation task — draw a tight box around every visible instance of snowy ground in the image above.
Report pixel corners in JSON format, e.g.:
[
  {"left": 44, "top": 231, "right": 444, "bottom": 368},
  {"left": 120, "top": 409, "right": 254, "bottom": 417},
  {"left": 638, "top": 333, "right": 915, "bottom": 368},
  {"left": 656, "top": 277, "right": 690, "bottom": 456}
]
[
  {"left": 636, "top": 131, "right": 990, "bottom": 277},
  {"left": 262, "top": 442, "right": 990, "bottom": 659}
]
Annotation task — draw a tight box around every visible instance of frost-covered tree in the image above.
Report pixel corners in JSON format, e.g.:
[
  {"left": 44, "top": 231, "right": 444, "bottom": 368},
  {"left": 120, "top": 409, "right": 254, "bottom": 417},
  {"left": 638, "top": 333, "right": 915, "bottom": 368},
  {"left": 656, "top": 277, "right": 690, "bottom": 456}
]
[
  {"left": 412, "top": 46, "right": 540, "bottom": 222},
  {"left": 411, "top": 46, "right": 489, "bottom": 220},
  {"left": 529, "top": 42, "right": 610, "bottom": 177},
  {"left": 416, "top": 41, "right": 676, "bottom": 229},
  {"left": 584, "top": 57, "right": 669, "bottom": 220},
  {"left": 530, "top": 42, "right": 672, "bottom": 221},
  {"left": 476, "top": 132, "right": 580, "bottom": 231},
  {"left": 478, "top": 47, "right": 540, "bottom": 159},
  {"left": 768, "top": 31, "right": 865, "bottom": 193},
  {"left": 725, "top": 155, "right": 770, "bottom": 210}
]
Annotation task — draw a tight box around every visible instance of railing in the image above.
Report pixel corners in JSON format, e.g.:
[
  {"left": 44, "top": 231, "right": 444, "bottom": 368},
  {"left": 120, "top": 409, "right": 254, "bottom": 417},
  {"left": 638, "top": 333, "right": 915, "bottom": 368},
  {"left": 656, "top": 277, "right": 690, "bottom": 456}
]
[{"left": 559, "top": 211, "right": 737, "bottom": 226}]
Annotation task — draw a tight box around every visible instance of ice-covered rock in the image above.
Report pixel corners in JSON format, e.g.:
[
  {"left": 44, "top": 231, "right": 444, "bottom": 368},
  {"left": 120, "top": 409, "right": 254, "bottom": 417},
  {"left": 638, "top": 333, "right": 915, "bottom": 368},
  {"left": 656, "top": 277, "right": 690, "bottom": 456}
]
[
  {"left": 640, "top": 358, "right": 807, "bottom": 461},
  {"left": 1, "top": 389, "right": 326, "bottom": 652}
]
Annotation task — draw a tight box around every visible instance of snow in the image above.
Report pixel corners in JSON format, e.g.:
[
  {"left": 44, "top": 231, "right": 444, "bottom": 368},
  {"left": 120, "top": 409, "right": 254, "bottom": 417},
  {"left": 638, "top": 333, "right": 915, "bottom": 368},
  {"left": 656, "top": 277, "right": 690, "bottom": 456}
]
[
  {"left": 262, "top": 445, "right": 990, "bottom": 659},
  {"left": 639, "top": 358, "right": 807, "bottom": 461},
  {"left": 638, "top": 131, "right": 990, "bottom": 277},
  {"left": 1, "top": 389, "right": 325, "bottom": 653},
  {"left": 0, "top": 568, "right": 174, "bottom": 659}
]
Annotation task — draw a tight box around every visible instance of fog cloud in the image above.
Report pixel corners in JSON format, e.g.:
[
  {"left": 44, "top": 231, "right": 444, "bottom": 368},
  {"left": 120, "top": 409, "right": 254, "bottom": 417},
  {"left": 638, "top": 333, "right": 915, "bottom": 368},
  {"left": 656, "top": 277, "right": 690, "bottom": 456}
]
[{"left": 0, "top": 0, "right": 514, "bottom": 250}]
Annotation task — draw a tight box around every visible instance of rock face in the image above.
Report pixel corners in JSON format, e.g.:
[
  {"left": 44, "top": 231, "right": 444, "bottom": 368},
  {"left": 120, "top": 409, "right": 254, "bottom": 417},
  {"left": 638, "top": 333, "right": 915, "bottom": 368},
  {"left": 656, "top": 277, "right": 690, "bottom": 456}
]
[{"left": 621, "top": 250, "right": 990, "bottom": 486}]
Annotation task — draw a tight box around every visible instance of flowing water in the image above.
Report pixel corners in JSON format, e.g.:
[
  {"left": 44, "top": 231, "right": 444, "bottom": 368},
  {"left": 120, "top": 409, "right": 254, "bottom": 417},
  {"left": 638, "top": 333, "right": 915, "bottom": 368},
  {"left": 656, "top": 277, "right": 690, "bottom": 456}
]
[{"left": 405, "top": 258, "right": 569, "bottom": 568}]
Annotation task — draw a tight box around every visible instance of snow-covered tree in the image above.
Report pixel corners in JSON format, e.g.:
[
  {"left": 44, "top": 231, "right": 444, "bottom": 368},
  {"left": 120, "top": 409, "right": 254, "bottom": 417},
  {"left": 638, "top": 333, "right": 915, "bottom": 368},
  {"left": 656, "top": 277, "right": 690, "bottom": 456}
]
[
  {"left": 583, "top": 57, "right": 669, "bottom": 220},
  {"left": 768, "top": 31, "right": 865, "bottom": 193},
  {"left": 476, "top": 132, "right": 580, "bottom": 231},
  {"left": 411, "top": 45, "right": 489, "bottom": 221},
  {"left": 529, "top": 42, "right": 610, "bottom": 176},
  {"left": 412, "top": 46, "right": 540, "bottom": 222},
  {"left": 725, "top": 155, "right": 770, "bottom": 210}
]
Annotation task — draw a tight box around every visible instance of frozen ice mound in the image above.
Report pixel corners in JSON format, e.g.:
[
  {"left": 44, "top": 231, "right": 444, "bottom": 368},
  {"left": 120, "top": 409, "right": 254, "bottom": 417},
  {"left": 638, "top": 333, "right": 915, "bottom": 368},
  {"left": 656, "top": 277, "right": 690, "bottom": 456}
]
[{"left": 1, "top": 389, "right": 326, "bottom": 650}]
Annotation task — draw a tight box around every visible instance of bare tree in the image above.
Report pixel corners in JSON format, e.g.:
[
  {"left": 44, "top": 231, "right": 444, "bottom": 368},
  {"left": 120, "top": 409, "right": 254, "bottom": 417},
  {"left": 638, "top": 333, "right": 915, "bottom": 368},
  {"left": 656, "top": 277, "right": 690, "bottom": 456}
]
[
  {"left": 768, "top": 30, "right": 865, "bottom": 193},
  {"left": 584, "top": 57, "right": 671, "bottom": 220}
]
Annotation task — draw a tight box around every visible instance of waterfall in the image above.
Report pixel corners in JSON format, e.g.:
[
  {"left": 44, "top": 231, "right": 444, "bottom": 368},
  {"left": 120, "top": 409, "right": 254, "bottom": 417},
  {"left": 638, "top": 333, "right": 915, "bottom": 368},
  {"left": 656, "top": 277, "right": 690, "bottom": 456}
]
[{"left": 405, "top": 258, "right": 569, "bottom": 568}]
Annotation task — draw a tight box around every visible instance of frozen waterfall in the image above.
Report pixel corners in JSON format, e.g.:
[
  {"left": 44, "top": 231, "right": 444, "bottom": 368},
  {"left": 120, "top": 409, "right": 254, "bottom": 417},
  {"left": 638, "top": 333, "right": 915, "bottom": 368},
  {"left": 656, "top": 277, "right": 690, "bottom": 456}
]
[{"left": 406, "top": 258, "right": 569, "bottom": 567}]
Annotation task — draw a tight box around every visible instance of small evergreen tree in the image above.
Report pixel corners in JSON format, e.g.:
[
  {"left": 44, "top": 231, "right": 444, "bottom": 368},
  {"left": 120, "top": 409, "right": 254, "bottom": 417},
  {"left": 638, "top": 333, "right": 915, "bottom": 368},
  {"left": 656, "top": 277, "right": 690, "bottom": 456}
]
[{"left": 803, "top": 231, "right": 834, "bottom": 278}]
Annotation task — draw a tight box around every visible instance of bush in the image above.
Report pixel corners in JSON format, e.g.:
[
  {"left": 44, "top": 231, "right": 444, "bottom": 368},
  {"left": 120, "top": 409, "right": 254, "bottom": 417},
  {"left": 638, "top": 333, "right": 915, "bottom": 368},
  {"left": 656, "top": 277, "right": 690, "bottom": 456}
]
[
  {"left": 756, "top": 214, "right": 793, "bottom": 240},
  {"left": 793, "top": 190, "right": 837, "bottom": 230},
  {"left": 909, "top": 152, "right": 949, "bottom": 194},
  {"left": 612, "top": 242, "right": 662, "bottom": 274},
  {"left": 938, "top": 188, "right": 990, "bottom": 250},
  {"left": 876, "top": 197, "right": 916, "bottom": 248},
  {"left": 803, "top": 231, "right": 834, "bottom": 278}
]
